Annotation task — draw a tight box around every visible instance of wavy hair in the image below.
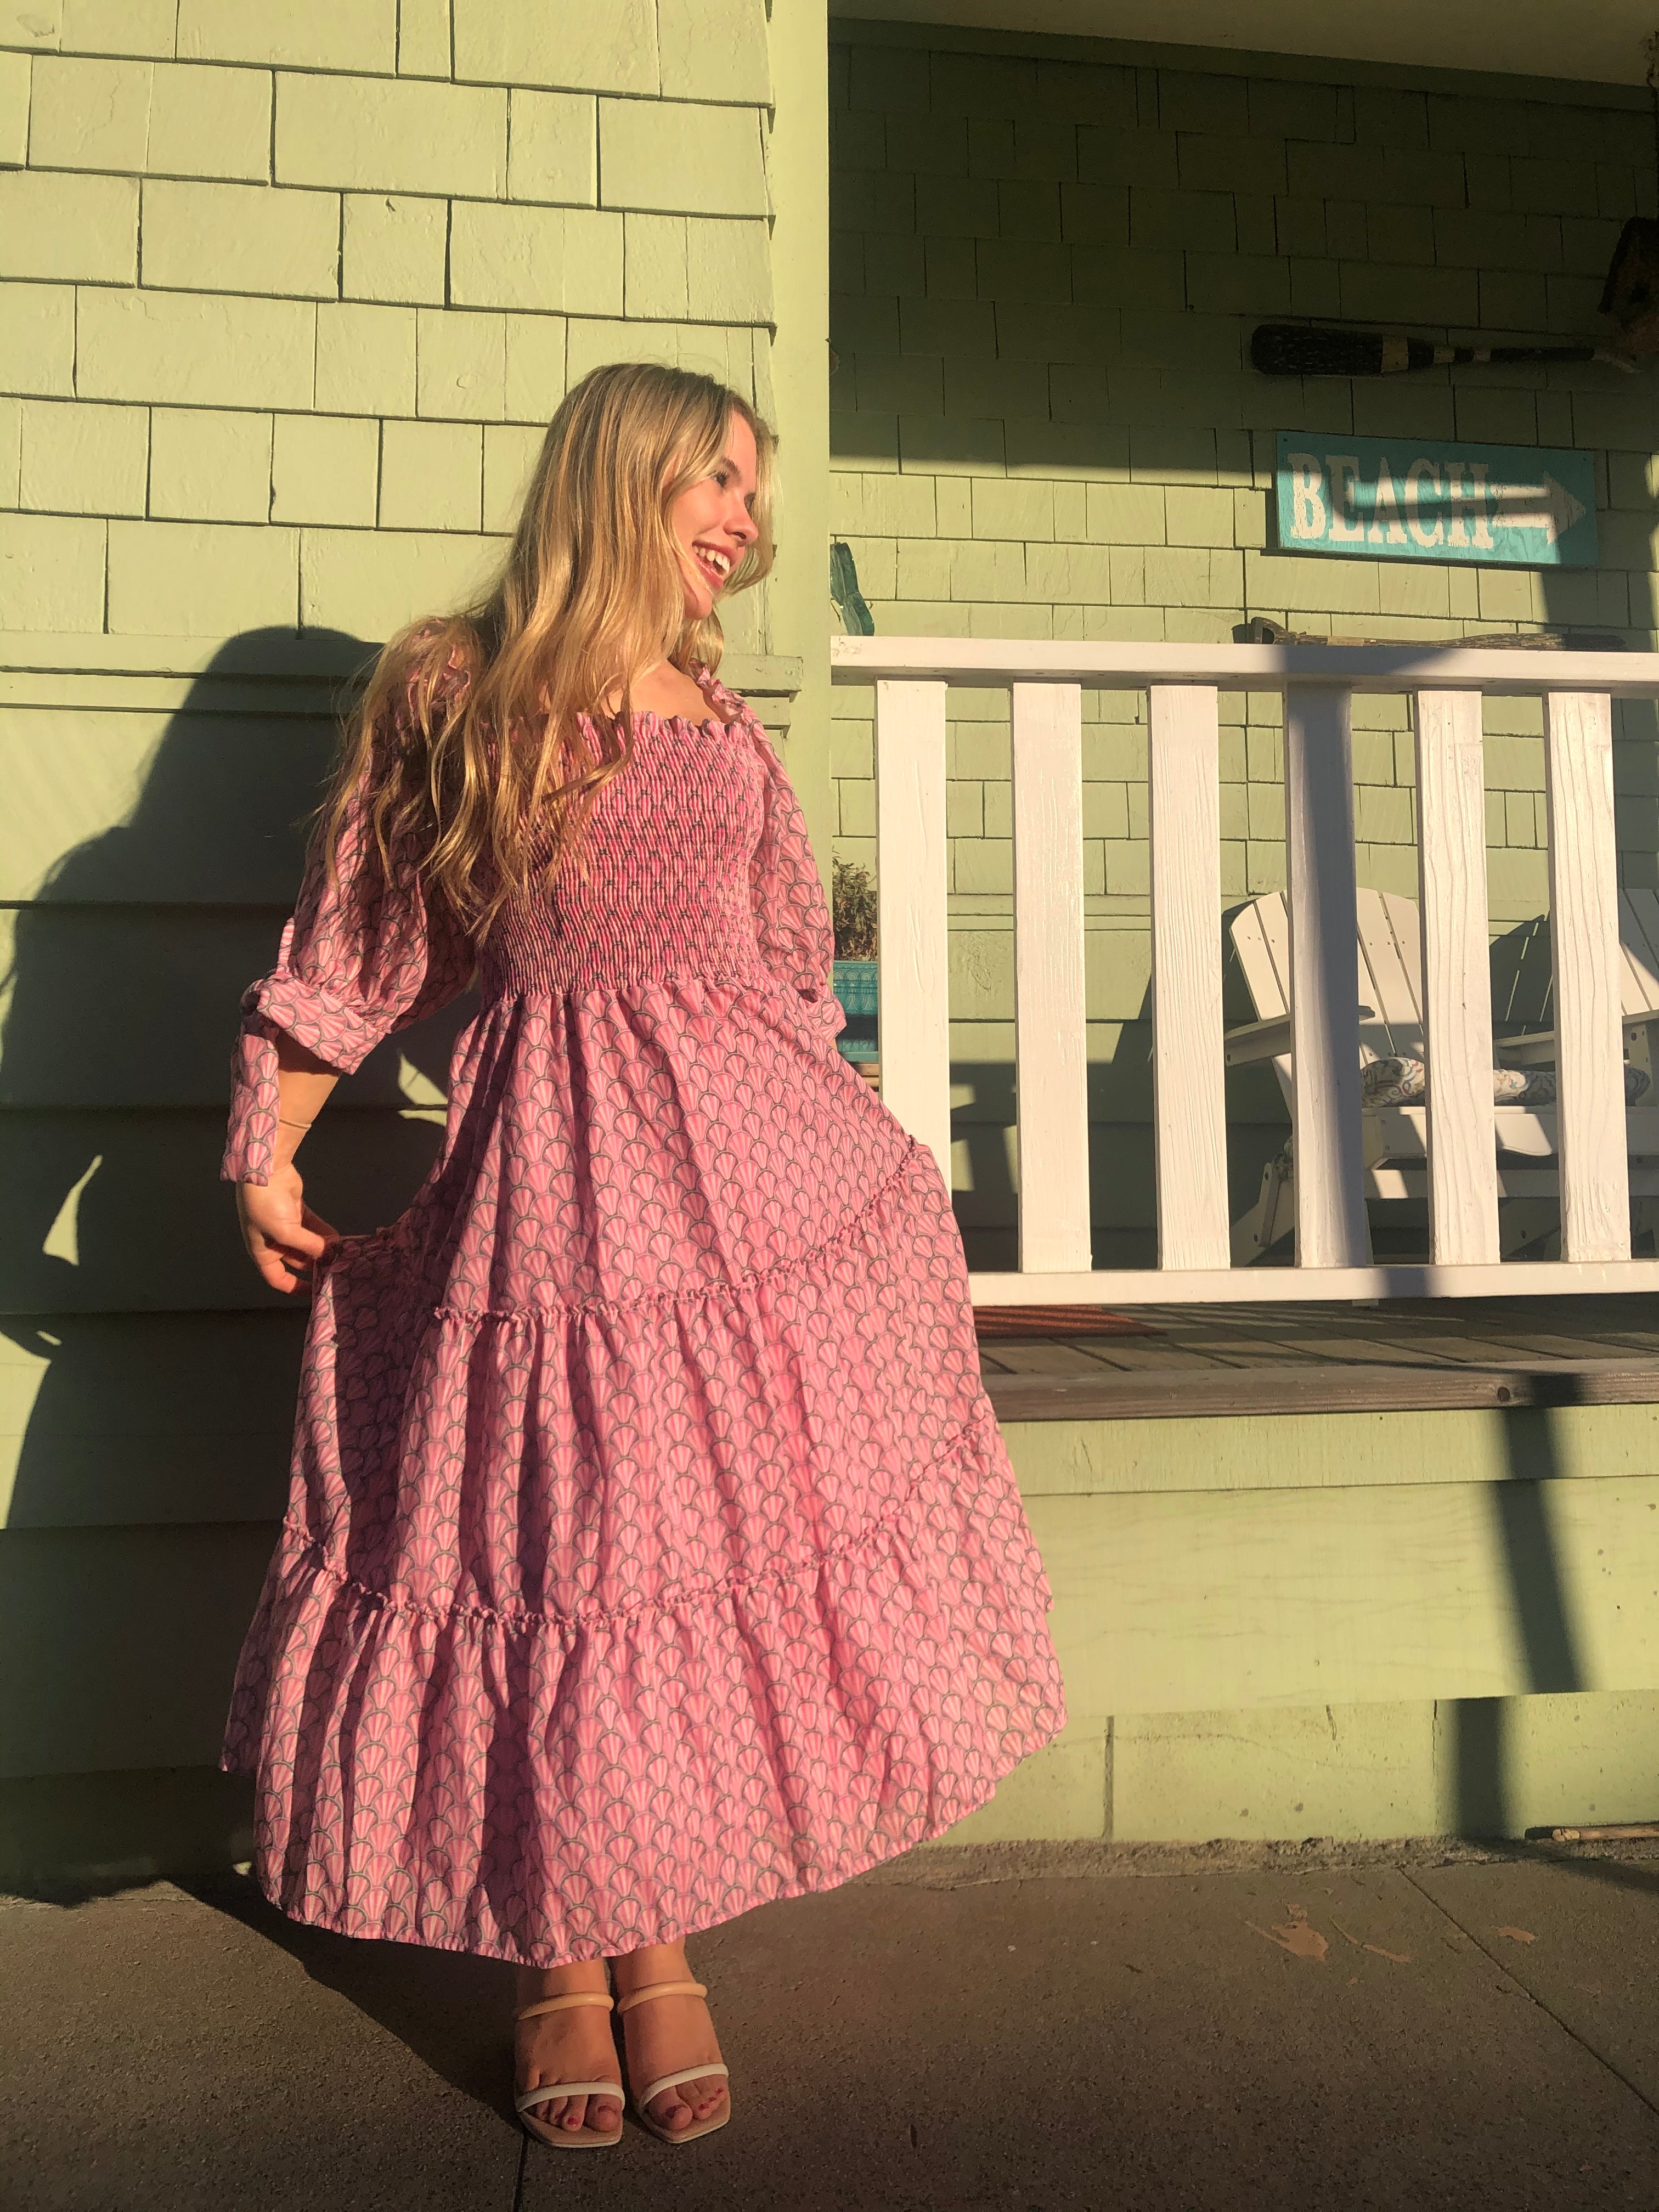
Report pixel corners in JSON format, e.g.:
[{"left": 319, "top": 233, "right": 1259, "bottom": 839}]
[{"left": 319, "top": 361, "right": 776, "bottom": 938}]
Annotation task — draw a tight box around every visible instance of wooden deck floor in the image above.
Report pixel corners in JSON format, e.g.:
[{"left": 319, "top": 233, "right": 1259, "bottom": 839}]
[{"left": 978, "top": 1295, "right": 1659, "bottom": 1420}]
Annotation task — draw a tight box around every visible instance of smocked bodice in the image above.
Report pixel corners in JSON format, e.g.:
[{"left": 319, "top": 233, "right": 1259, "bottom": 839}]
[
  {"left": 221, "top": 663, "right": 837, "bottom": 1187},
  {"left": 479, "top": 712, "right": 772, "bottom": 1000}
]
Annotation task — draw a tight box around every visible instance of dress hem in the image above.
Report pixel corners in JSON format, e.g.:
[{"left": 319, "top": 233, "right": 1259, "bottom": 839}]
[{"left": 219, "top": 1724, "right": 1053, "bottom": 1973}]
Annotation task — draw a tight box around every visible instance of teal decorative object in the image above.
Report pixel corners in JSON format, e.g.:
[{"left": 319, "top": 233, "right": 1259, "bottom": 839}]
[
  {"left": 830, "top": 540, "right": 874, "bottom": 635},
  {"left": 833, "top": 958, "right": 878, "bottom": 1061}
]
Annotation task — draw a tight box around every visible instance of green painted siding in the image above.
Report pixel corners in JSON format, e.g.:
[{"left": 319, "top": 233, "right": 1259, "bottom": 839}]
[
  {"left": 828, "top": 23, "right": 1659, "bottom": 1266},
  {"left": 1, "top": 1, "right": 788, "bottom": 650},
  {"left": 946, "top": 1401, "right": 1659, "bottom": 1847}
]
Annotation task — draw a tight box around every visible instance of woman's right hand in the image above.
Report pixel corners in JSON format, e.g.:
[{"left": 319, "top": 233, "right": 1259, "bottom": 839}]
[{"left": 237, "top": 1164, "right": 340, "bottom": 1294}]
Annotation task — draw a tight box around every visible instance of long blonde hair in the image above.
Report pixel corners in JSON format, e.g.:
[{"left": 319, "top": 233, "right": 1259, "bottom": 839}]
[{"left": 322, "top": 362, "right": 776, "bottom": 938}]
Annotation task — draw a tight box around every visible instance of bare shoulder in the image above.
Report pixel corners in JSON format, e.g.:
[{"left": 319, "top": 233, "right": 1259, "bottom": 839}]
[{"left": 633, "top": 661, "right": 729, "bottom": 725}]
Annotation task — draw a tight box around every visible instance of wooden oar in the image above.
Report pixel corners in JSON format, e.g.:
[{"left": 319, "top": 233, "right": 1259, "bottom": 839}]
[{"left": 1250, "top": 322, "right": 1635, "bottom": 377}]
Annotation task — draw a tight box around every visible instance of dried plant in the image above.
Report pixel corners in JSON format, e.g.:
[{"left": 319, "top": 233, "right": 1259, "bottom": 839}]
[{"left": 832, "top": 856, "right": 878, "bottom": 960}]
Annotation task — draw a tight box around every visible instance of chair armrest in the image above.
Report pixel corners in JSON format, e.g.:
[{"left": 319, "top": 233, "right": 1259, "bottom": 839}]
[
  {"left": 1496, "top": 1029, "right": 1559, "bottom": 1067},
  {"left": 1223, "top": 1006, "right": 1375, "bottom": 1068},
  {"left": 1224, "top": 1015, "right": 1293, "bottom": 1066},
  {"left": 1499, "top": 1014, "right": 1659, "bottom": 1069}
]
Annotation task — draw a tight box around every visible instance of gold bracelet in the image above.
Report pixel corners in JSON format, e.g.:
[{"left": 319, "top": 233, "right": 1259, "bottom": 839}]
[{"left": 277, "top": 1115, "right": 314, "bottom": 1130}]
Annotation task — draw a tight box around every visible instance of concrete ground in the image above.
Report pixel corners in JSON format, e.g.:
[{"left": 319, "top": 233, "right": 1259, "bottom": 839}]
[{"left": 4, "top": 1836, "right": 1657, "bottom": 2212}]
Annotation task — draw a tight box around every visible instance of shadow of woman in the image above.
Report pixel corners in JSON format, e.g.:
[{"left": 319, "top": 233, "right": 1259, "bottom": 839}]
[
  {"left": 183, "top": 1864, "right": 529, "bottom": 2127},
  {"left": 0, "top": 627, "right": 471, "bottom": 1894}
]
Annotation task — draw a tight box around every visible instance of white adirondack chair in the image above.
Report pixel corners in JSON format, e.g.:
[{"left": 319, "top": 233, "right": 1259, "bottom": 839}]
[{"left": 1226, "top": 887, "right": 1659, "bottom": 1261}]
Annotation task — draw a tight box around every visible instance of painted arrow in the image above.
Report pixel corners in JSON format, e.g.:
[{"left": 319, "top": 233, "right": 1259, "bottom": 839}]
[{"left": 1482, "top": 472, "right": 1588, "bottom": 546}]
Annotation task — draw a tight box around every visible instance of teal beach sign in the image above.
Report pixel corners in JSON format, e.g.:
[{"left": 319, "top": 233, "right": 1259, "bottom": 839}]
[{"left": 1274, "top": 432, "right": 1597, "bottom": 567}]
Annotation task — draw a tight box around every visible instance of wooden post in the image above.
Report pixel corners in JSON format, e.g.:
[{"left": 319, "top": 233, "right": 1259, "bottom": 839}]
[
  {"left": 1149, "top": 684, "right": 1231, "bottom": 1268},
  {"left": 1544, "top": 691, "right": 1630, "bottom": 1261},
  {"left": 1012, "top": 682, "right": 1092, "bottom": 1271},
  {"left": 1284, "top": 684, "right": 1368, "bottom": 1267},
  {"left": 1414, "top": 690, "right": 1500, "bottom": 1264},
  {"left": 874, "top": 679, "right": 952, "bottom": 1182}
]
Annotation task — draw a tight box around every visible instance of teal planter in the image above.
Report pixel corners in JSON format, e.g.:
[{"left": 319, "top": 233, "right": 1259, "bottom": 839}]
[{"left": 832, "top": 958, "right": 878, "bottom": 1062}]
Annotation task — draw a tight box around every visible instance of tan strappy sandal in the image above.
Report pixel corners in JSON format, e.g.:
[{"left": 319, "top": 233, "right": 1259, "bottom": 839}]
[
  {"left": 514, "top": 1989, "right": 625, "bottom": 2149},
  {"left": 614, "top": 1978, "right": 731, "bottom": 2145}
]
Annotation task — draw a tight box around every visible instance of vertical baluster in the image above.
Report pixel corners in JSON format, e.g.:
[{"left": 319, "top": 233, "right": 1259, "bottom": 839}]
[
  {"left": 1543, "top": 690, "right": 1630, "bottom": 1260},
  {"left": 874, "top": 679, "right": 952, "bottom": 1181},
  {"left": 1148, "top": 684, "right": 1230, "bottom": 1267},
  {"left": 1414, "top": 690, "right": 1500, "bottom": 1264},
  {"left": 1012, "top": 682, "right": 1091, "bottom": 1271},
  {"left": 1284, "top": 683, "right": 1368, "bottom": 1266}
]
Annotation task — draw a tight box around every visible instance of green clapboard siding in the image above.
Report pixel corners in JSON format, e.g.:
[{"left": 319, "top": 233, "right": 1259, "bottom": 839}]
[
  {"left": 946, "top": 1688, "right": 1659, "bottom": 1847},
  {"left": 0, "top": 1523, "right": 279, "bottom": 1778},
  {"left": 1028, "top": 1477, "right": 1659, "bottom": 1718},
  {"left": 1, "top": 1312, "right": 301, "bottom": 1530},
  {"left": 1006, "top": 1403, "right": 1659, "bottom": 1497}
]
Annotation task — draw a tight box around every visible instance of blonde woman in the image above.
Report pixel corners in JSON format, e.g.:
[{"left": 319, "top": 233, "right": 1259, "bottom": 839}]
[{"left": 224, "top": 363, "right": 1065, "bottom": 2151}]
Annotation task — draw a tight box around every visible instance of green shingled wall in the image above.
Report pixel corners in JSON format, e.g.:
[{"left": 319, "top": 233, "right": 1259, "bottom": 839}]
[
  {"left": 828, "top": 22, "right": 1659, "bottom": 1267},
  {"left": 0, "top": 0, "right": 785, "bottom": 646},
  {"left": 0, "top": 0, "right": 835, "bottom": 1869}
]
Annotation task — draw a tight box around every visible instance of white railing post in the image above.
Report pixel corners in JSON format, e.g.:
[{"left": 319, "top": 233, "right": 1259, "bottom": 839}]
[
  {"left": 1148, "top": 684, "right": 1230, "bottom": 1268},
  {"left": 874, "top": 679, "right": 952, "bottom": 1182},
  {"left": 1012, "top": 682, "right": 1092, "bottom": 1271},
  {"left": 1414, "top": 690, "right": 1500, "bottom": 1265},
  {"left": 1284, "top": 684, "right": 1369, "bottom": 1267},
  {"left": 1543, "top": 691, "right": 1630, "bottom": 1261},
  {"left": 827, "top": 636, "right": 1659, "bottom": 1305}
]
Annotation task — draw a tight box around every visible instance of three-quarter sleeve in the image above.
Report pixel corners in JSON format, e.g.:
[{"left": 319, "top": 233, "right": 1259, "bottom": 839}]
[
  {"left": 222, "top": 709, "right": 477, "bottom": 1186},
  {"left": 742, "top": 706, "right": 845, "bottom": 1045}
]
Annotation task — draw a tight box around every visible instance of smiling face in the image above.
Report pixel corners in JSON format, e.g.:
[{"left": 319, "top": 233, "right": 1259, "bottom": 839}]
[{"left": 667, "top": 410, "right": 760, "bottom": 622}]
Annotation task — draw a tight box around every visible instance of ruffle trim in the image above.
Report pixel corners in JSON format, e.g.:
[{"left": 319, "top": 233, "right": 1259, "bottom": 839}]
[
  {"left": 223, "top": 1396, "right": 1066, "bottom": 1968},
  {"left": 421, "top": 1133, "right": 926, "bottom": 1329},
  {"left": 262, "top": 1390, "right": 1000, "bottom": 1644}
]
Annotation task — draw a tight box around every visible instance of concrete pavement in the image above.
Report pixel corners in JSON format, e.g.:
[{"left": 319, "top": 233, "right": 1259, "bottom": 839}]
[{"left": 4, "top": 1837, "right": 1657, "bottom": 2212}]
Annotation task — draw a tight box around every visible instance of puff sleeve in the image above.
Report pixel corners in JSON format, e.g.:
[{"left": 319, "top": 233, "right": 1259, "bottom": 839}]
[
  {"left": 221, "top": 706, "right": 477, "bottom": 1187},
  {"left": 741, "top": 703, "right": 845, "bottom": 1045}
]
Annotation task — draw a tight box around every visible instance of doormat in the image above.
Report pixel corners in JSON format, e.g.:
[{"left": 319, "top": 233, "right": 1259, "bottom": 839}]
[{"left": 973, "top": 1305, "right": 1161, "bottom": 1339}]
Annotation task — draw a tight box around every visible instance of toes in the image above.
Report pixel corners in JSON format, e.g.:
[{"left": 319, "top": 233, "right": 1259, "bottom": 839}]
[
  {"left": 562, "top": 2094, "right": 589, "bottom": 2134},
  {"left": 649, "top": 2089, "right": 693, "bottom": 2132},
  {"left": 648, "top": 2075, "right": 725, "bottom": 2129},
  {"left": 591, "top": 2094, "right": 623, "bottom": 2134},
  {"left": 687, "top": 2071, "right": 726, "bottom": 2118}
]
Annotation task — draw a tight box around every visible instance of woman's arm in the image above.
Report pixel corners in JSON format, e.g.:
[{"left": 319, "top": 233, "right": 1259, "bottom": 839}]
[{"left": 234, "top": 1035, "right": 341, "bottom": 1294}]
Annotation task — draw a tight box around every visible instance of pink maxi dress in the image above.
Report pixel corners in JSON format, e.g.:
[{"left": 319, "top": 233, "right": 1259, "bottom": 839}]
[{"left": 221, "top": 659, "right": 1066, "bottom": 1967}]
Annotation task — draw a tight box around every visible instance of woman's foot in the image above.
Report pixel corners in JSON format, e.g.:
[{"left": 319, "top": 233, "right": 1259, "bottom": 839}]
[
  {"left": 611, "top": 1941, "right": 729, "bottom": 2136},
  {"left": 514, "top": 1958, "right": 623, "bottom": 2142}
]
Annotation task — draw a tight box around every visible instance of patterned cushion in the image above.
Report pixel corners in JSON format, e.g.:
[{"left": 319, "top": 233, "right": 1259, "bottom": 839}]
[{"left": 1361, "top": 1056, "right": 1650, "bottom": 1108}]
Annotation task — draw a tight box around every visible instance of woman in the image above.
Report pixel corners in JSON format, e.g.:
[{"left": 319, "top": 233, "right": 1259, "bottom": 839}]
[{"left": 224, "top": 363, "right": 1065, "bottom": 2151}]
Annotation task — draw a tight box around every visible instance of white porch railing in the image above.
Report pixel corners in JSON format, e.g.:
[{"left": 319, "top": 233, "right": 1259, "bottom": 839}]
[{"left": 830, "top": 636, "right": 1659, "bottom": 1303}]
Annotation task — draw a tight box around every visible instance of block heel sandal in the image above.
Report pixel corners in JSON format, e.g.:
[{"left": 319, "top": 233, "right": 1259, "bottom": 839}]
[
  {"left": 514, "top": 1990, "right": 625, "bottom": 2149},
  {"left": 614, "top": 1978, "right": 731, "bottom": 2145}
]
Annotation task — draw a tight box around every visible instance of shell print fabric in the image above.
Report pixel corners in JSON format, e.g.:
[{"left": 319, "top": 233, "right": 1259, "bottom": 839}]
[{"left": 219, "top": 662, "right": 1066, "bottom": 1968}]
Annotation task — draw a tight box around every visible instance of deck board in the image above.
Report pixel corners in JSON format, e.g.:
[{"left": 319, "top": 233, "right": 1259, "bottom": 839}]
[{"left": 979, "top": 1294, "right": 1659, "bottom": 1420}]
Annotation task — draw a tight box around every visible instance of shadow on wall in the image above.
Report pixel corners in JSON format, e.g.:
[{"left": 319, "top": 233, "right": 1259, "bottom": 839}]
[
  {"left": 1448, "top": 1403, "right": 1585, "bottom": 1842},
  {"left": 0, "top": 629, "right": 473, "bottom": 1890}
]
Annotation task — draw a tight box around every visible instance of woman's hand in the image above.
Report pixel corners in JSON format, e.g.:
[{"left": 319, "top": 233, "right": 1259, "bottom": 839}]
[{"left": 237, "top": 1164, "right": 340, "bottom": 1294}]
